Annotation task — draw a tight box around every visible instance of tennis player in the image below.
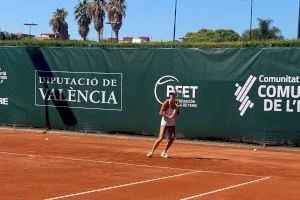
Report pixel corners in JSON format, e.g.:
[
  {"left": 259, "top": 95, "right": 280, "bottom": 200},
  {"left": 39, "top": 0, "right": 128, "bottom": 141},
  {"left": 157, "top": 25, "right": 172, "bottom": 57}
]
[{"left": 147, "top": 90, "right": 179, "bottom": 158}]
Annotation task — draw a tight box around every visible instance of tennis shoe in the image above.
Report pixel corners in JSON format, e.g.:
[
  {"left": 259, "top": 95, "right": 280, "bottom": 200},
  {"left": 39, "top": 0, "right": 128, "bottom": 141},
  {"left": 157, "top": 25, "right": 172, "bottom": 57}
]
[
  {"left": 147, "top": 151, "right": 153, "bottom": 158},
  {"left": 160, "top": 151, "right": 168, "bottom": 158}
]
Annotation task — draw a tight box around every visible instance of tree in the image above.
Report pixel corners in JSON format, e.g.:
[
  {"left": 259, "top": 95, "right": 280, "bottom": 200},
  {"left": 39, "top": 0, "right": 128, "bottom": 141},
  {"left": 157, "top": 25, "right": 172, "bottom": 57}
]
[
  {"left": 106, "top": 0, "right": 126, "bottom": 41},
  {"left": 241, "top": 18, "right": 283, "bottom": 40},
  {"left": 183, "top": 29, "right": 240, "bottom": 42},
  {"left": 0, "top": 32, "right": 5, "bottom": 40},
  {"left": 257, "top": 18, "right": 282, "bottom": 40},
  {"left": 0, "top": 31, "right": 17, "bottom": 40},
  {"left": 87, "top": 0, "right": 106, "bottom": 42},
  {"left": 74, "top": 0, "right": 92, "bottom": 40},
  {"left": 241, "top": 29, "right": 261, "bottom": 41},
  {"left": 49, "top": 8, "right": 69, "bottom": 39}
]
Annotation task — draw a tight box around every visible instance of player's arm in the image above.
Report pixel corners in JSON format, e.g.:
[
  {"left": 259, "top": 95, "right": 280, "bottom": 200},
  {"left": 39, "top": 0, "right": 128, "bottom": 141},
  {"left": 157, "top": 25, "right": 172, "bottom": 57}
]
[
  {"left": 159, "top": 101, "right": 171, "bottom": 119},
  {"left": 170, "top": 105, "right": 179, "bottom": 119},
  {"left": 159, "top": 101, "right": 167, "bottom": 116}
]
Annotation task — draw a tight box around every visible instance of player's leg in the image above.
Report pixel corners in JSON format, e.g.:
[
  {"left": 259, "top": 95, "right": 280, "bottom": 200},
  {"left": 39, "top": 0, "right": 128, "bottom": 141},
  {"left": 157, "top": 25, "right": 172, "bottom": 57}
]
[
  {"left": 147, "top": 126, "right": 166, "bottom": 157},
  {"left": 161, "top": 126, "right": 175, "bottom": 158}
]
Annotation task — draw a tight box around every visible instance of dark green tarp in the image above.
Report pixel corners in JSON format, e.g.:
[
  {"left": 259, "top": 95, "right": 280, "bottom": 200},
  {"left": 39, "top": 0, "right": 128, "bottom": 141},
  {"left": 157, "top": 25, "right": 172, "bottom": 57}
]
[{"left": 0, "top": 47, "right": 299, "bottom": 143}]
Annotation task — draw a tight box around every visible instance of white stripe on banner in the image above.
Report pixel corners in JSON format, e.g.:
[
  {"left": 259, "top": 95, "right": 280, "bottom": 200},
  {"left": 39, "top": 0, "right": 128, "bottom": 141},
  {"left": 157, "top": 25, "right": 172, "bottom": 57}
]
[
  {"left": 240, "top": 100, "right": 252, "bottom": 116},
  {"left": 240, "top": 76, "right": 257, "bottom": 102},
  {"left": 239, "top": 96, "right": 249, "bottom": 111},
  {"left": 234, "top": 85, "right": 242, "bottom": 96},
  {"left": 236, "top": 75, "right": 254, "bottom": 101}
]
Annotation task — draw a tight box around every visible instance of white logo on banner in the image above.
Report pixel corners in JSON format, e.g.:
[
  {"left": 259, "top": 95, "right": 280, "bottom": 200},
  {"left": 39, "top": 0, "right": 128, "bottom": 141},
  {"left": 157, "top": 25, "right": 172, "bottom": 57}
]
[
  {"left": 154, "top": 75, "right": 179, "bottom": 104},
  {"left": 0, "top": 98, "right": 8, "bottom": 105},
  {"left": 35, "top": 70, "right": 123, "bottom": 111},
  {"left": 154, "top": 75, "right": 198, "bottom": 108},
  {"left": 258, "top": 75, "right": 300, "bottom": 112},
  {"left": 234, "top": 75, "right": 257, "bottom": 116},
  {"left": 0, "top": 68, "right": 8, "bottom": 84}
]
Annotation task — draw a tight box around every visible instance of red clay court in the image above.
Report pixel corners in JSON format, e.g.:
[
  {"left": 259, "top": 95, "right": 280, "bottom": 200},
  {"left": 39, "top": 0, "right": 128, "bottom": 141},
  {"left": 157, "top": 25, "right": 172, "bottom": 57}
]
[{"left": 0, "top": 128, "right": 299, "bottom": 200}]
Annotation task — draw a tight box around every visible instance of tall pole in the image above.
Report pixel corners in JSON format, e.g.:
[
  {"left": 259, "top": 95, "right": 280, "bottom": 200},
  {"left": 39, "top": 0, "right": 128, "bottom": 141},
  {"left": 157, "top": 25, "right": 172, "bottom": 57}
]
[
  {"left": 23, "top": 23, "right": 38, "bottom": 38},
  {"left": 298, "top": 0, "right": 300, "bottom": 38},
  {"left": 173, "top": 0, "right": 178, "bottom": 42},
  {"left": 249, "top": 0, "right": 253, "bottom": 40}
]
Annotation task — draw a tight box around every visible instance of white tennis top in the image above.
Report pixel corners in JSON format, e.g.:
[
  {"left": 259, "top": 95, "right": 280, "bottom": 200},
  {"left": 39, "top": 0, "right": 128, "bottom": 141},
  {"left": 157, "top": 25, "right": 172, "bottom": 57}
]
[{"left": 161, "top": 106, "right": 176, "bottom": 127}]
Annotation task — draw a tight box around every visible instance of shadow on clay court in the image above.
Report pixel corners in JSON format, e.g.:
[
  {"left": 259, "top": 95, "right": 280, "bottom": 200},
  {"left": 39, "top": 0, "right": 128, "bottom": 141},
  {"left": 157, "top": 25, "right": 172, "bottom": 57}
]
[{"left": 169, "top": 156, "right": 229, "bottom": 161}]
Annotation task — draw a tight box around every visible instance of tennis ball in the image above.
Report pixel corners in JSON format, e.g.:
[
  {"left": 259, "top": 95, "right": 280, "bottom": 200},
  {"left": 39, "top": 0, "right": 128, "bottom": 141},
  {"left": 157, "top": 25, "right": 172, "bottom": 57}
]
[
  {"left": 45, "top": 138, "right": 49, "bottom": 141},
  {"left": 253, "top": 148, "right": 257, "bottom": 152}
]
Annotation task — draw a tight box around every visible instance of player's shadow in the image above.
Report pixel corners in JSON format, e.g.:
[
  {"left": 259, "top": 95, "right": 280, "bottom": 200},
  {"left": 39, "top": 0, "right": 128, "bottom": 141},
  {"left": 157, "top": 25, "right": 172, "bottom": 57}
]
[{"left": 169, "top": 156, "right": 228, "bottom": 161}]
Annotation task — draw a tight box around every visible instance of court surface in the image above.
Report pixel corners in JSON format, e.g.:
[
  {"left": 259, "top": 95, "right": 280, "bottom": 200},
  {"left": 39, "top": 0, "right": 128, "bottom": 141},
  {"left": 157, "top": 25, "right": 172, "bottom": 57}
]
[{"left": 0, "top": 128, "right": 299, "bottom": 200}]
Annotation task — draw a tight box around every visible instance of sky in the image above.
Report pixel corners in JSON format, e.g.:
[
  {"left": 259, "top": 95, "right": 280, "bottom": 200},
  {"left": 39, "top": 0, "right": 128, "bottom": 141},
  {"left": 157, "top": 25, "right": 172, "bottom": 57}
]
[{"left": 0, "top": 0, "right": 299, "bottom": 41}]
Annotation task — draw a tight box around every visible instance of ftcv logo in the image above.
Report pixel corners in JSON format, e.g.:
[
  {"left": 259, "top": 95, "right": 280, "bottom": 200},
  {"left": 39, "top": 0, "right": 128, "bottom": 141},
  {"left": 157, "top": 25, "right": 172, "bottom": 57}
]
[
  {"left": 0, "top": 67, "right": 8, "bottom": 84},
  {"left": 154, "top": 75, "right": 198, "bottom": 108},
  {"left": 234, "top": 75, "right": 257, "bottom": 116}
]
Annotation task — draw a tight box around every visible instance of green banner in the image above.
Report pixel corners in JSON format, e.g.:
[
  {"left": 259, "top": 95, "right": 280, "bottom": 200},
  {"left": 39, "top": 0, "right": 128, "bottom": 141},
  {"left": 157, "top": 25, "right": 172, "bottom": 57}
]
[{"left": 0, "top": 47, "right": 299, "bottom": 143}]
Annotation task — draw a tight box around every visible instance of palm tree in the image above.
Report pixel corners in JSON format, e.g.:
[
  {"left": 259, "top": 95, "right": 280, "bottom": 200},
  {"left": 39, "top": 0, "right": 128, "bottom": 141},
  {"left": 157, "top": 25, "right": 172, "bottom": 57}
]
[
  {"left": 257, "top": 18, "right": 282, "bottom": 40},
  {"left": 241, "top": 18, "right": 283, "bottom": 40},
  {"left": 106, "top": 0, "right": 126, "bottom": 41},
  {"left": 74, "top": 0, "right": 91, "bottom": 40},
  {"left": 49, "top": 8, "right": 69, "bottom": 39},
  {"left": 87, "top": 0, "right": 106, "bottom": 42}
]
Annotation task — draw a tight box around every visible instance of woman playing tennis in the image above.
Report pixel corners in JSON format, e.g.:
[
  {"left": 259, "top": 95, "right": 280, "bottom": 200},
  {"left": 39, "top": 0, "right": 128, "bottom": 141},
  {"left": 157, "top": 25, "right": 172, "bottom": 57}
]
[{"left": 147, "top": 90, "right": 179, "bottom": 158}]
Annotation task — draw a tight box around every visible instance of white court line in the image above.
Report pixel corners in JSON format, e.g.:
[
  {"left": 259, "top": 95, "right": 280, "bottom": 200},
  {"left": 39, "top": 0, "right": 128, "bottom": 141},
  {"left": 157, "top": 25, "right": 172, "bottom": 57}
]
[
  {"left": 0, "top": 151, "right": 265, "bottom": 178},
  {"left": 0, "top": 151, "right": 270, "bottom": 200},
  {"left": 43, "top": 171, "right": 199, "bottom": 200},
  {"left": 180, "top": 176, "right": 270, "bottom": 200}
]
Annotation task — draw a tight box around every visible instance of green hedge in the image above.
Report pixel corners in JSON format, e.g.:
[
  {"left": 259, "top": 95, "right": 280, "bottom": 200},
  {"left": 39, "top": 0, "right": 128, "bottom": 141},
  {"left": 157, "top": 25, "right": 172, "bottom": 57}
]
[{"left": 1, "top": 38, "right": 300, "bottom": 48}]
